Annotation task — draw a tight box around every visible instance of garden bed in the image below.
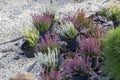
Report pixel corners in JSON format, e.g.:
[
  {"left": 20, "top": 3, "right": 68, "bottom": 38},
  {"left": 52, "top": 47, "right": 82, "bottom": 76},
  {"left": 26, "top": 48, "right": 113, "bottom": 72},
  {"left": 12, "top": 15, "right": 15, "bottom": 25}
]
[{"left": 0, "top": 0, "right": 120, "bottom": 80}]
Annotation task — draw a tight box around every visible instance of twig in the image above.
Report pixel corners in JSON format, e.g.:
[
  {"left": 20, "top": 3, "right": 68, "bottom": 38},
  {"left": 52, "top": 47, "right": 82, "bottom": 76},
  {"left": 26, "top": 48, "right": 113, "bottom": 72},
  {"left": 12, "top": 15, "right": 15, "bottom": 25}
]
[{"left": 0, "top": 36, "right": 24, "bottom": 45}]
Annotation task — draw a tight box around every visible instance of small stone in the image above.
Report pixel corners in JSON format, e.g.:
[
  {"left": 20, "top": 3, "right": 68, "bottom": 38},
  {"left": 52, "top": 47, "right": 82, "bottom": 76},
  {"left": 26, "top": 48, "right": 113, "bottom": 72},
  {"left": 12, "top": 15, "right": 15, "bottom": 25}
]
[
  {"left": 93, "top": 16, "right": 107, "bottom": 23},
  {"left": 14, "top": 43, "right": 19, "bottom": 46},
  {"left": 90, "top": 71, "right": 98, "bottom": 78},
  {"left": 10, "top": 72, "right": 35, "bottom": 80},
  {"left": 13, "top": 56, "right": 20, "bottom": 60}
]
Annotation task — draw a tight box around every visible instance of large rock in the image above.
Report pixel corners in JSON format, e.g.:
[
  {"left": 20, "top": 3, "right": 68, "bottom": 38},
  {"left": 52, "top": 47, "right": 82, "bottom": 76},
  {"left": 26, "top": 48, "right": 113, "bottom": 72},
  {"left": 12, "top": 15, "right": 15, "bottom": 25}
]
[{"left": 10, "top": 72, "right": 35, "bottom": 80}]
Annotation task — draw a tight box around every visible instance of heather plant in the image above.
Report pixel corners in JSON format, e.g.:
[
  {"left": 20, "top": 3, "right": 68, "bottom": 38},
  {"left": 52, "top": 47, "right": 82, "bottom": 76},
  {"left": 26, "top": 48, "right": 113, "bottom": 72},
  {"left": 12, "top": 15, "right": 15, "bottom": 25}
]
[
  {"left": 22, "top": 28, "right": 39, "bottom": 48},
  {"left": 32, "top": 14, "right": 52, "bottom": 32},
  {"left": 41, "top": 66, "right": 62, "bottom": 80},
  {"left": 68, "top": 10, "right": 103, "bottom": 39},
  {"left": 58, "top": 21, "right": 78, "bottom": 40},
  {"left": 36, "top": 48, "right": 58, "bottom": 70},
  {"left": 100, "top": 5, "right": 120, "bottom": 21},
  {"left": 69, "top": 10, "right": 91, "bottom": 31},
  {"left": 39, "top": 34, "right": 60, "bottom": 54},
  {"left": 103, "top": 26, "right": 120, "bottom": 80},
  {"left": 86, "top": 25, "right": 99, "bottom": 38},
  {"left": 63, "top": 56, "right": 91, "bottom": 76},
  {"left": 79, "top": 38, "right": 100, "bottom": 57}
]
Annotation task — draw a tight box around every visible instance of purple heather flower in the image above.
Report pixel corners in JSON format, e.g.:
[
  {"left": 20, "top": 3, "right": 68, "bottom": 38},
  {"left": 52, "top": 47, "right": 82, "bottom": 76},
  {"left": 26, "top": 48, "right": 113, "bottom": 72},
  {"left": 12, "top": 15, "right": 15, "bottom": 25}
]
[
  {"left": 39, "top": 34, "right": 60, "bottom": 53},
  {"left": 31, "top": 14, "right": 52, "bottom": 32},
  {"left": 67, "top": 10, "right": 87, "bottom": 30},
  {"left": 80, "top": 38, "right": 100, "bottom": 55},
  {"left": 66, "top": 10, "right": 91, "bottom": 32},
  {"left": 63, "top": 56, "right": 91, "bottom": 75},
  {"left": 69, "top": 14, "right": 80, "bottom": 29},
  {"left": 32, "top": 14, "right": 52, "bottom": 24},
  {"left": 41, "top": 67, "right": 61, "bottom": 80}
]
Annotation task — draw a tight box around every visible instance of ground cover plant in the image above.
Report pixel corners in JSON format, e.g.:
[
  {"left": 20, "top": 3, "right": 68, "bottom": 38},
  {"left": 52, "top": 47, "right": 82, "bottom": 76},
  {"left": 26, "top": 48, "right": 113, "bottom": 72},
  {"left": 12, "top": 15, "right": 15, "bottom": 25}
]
[
  {"left": 58, "top": 21, "right": 78, "bottom": 40},
  {"left": 68, "top": 10, "right": 104, "bottom": 39},
  {"left": 103, "top": 26, "right": 120, "bottom": 80},
  {"left": 21, "top": 28, "right": 39, "bottom": 58},
  {"left": 39, "top": 34, "right": 60, "bottom": 54},
  {"left": 22, "top": 28, "right": 39, "bottom": 48},
  {"left": 63, "top": 56, "right": 91, "bottom": 76},
  {"left": 58, "top": 21, "right": 79, "bottom": 52},
  {"left": 36, "top": 47, "right": 59, "bottom": 72},
  {"left": 31, "top": 14, "right": 52, "bottom": 35},
  {"left": 41, "top": 66, "right": 62, "bottom": 80},
  {"left": 69, "top": 10, "right": 91, "bottom": 31},
  {"left": 80, "top": 38, "right": 100, "bottom": 57}
]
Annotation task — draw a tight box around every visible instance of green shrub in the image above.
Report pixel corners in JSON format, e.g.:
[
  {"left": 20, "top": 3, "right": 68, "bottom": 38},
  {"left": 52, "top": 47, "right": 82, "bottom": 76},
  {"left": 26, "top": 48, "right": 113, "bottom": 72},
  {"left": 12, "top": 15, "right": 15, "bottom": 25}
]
[{"left": 103, "top": 26, "right": 120, "bottom": 80}]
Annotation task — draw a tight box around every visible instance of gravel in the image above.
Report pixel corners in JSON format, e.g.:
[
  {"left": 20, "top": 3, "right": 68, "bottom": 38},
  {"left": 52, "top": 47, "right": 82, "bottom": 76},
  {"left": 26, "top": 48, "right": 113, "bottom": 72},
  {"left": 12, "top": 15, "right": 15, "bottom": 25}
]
[
  {"left": 0, "top": 0, "right": 119, "bottom": 80},
  {"left": 0, "top": 0, "right": 116, "bottom": 43}
]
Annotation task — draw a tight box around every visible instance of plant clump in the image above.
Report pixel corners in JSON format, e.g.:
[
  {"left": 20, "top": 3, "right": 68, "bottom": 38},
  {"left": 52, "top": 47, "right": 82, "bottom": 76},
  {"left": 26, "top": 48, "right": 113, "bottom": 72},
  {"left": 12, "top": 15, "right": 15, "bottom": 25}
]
[
  {"left": 22, "top": 28, "right": 39, "bottom": 48},
  {"left": 58, "top": 21, "right": 78, "bottom": 40},
  {"left": 36, "top": 47, "right": 59, "bottom": 70},
  {"left": 39, "top": 34, "right": 60, "bottom": 54},
  {"left": 100, "top": 5, "right": 120, "bottom": 21},
  {"left": 63, "top": 56, "right": 91, "bottom": 76},
  {"left": 69, "top": 10, "right": 91, "bottom": 31},
  {"left": 80, "top": 38, "right": 100, "bottom": 57},
  {"left": 41, "top": 66, "right": 62, "bottom": 80},
  {"left": 103, "top": 26, "right": 120, "bottom": 80},
  {"left": 32, "top": 14, "right": 52, "bottom": 32}
]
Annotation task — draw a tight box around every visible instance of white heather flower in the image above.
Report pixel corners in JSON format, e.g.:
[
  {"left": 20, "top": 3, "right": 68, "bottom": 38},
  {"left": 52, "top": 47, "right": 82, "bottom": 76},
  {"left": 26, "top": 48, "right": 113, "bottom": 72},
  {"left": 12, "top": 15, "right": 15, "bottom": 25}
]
[
  {"left": 36, "top": 47, "right": 58, "bottom": 67},
  {"left": 58, "top": 21, "right": 78, "bottom": 39}
]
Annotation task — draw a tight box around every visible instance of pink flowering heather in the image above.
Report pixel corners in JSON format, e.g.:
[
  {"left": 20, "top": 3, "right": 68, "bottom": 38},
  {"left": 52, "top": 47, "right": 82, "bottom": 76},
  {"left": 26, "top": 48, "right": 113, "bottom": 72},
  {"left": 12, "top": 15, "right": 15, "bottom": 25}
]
[
  {"left": 69, "top": 13, "right": 80, "bottom": 29},
  {"left": 41, "top": 67, "right": 62, "bottom": 80},
  {"left": 63, "top": 56, "right": 91, "bottom": 75},
  {"left": 31, "top": 14, "right": 52, "bottom": 32},
  {"left": 80, "top": 38, "right": 100, "bottom": 56},
  {"left": 39, "top": 34, "right": 60, "bottom": 54},
  {"left": 68, "top": 10, "right": 91, "bottom": 31}
]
